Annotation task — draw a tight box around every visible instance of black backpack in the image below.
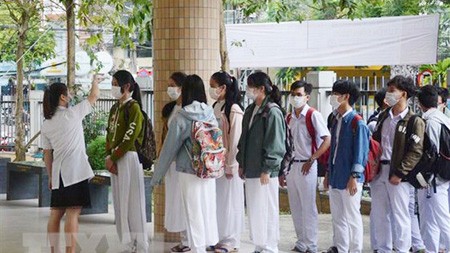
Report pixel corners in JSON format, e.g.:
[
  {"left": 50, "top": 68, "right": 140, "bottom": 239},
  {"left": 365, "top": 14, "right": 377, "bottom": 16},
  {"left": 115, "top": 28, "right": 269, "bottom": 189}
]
[
  {"left": 436, "top": 124, "right": 450, "bottom": 180},
  {"left": 404, "top": 116, "right": 439, "bottom": 189},
  {"left": 125, "top": 100, "right": 157, "bottom": 170},
  {"left": 261, "top": 102, "right": 294, "bottom": 176}
]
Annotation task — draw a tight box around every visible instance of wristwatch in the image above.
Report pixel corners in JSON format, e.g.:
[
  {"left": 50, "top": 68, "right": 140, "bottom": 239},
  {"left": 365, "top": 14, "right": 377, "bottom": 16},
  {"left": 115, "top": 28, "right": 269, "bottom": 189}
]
[
  {"left": 351, "top": 172, "right": 360, "bottom": 178},
  {"left": 307, "top": 157, "right": 316, "bottom": 164}
]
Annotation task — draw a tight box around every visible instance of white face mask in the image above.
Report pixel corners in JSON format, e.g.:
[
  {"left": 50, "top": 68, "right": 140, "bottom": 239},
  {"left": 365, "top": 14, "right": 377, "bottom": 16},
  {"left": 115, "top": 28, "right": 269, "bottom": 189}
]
[
  {"left": 209, "top": 87, "right": 221, "bottom": 100},
  {"left": 167, "top": 87, "right": 181, "bottom": 101},
  {"left": 246, "top": 87, "right": 257, "bottom": 101},
  {"left": 289, "top": 95, "right": 307, "bottom": 109},
  {"left": 329, "top": 95, "right": 342, "bottom": 109},
  {"left": 111, "top": 86, "right": 122, "bottom": 99},
  {"left": 385, "top": 91, "right": 400, "bottom": 107}
]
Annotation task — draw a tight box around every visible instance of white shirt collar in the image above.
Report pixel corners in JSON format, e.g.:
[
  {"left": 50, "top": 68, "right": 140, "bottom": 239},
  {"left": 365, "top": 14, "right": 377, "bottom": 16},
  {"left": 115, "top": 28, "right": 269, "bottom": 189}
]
[
  {"left": 337, "top": 108, "right": 353, "bottom": 119},
  {"left": 389, "top": 106, "right": 409, "bottom": 119},
  {"left": 292, "top": 104, "right": 310, "bottom": 119}
]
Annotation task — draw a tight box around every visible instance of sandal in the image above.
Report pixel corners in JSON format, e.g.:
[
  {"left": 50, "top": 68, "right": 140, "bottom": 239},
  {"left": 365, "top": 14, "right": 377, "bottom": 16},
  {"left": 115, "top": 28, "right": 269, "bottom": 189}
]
[
  {"left": 206, "top": 245, "right": 216, "bottom": 251},
  {"left": 171, "top": 244, "right": 191, "bottom": 252},
  {"left": 214, "top": 245, "right": 237, "bottom": 253}
]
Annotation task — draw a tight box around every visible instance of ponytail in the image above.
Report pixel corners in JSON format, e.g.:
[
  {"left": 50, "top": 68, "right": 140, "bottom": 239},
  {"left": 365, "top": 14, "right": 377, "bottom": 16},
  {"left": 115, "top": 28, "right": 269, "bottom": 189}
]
[
  {"left": 43, "top": 82, "right": 68, "bottom": 120},
  {"left": 269, "top": 84, "right": 282, "bottom": 107},
  {"left": 132, "top": 82, "right": 143, "bottom": 109}
]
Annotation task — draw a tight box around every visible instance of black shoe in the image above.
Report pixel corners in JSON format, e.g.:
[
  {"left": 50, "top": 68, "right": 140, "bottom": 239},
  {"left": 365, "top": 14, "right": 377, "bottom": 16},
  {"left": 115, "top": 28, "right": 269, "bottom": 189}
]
[{"left": 322, "top": 246, "right": 338, "bottom": 253}]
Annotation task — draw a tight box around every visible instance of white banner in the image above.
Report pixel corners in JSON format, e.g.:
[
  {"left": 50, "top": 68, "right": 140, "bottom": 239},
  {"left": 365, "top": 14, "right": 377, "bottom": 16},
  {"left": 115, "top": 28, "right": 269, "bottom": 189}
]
[{"left": 226, "top": 14, "right": 439, "bottom": 68}]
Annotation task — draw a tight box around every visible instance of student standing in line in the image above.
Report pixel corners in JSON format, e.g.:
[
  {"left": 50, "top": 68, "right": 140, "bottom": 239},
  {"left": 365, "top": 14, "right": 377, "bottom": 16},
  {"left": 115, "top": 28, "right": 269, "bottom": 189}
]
[
  {"left": 105, "top": 70, "right": 148, "bottom": 253},
  {"left": 416, "top": 85, "right": 450, "bottom": 253},
  {"left": 209, "top": 71, "right": 245, "bottom": 253},
  {"left": 237, "top": 72, "right": 286, "bottom": 253},
  {"left": 280, "top": 80, "right": 330, "bottom": 253},
  {"left": 323, "top": 80, "right": 370, "bottom": 253},
  {"left": 152, "top": 74, "right": 219, "bottom": 253},
  {"left": 371, "top": 75, "right": 425, "bottom": 253},
  {"left": 42, "top": 75, "right": 101, "bottom": 253},
  {"left": 160, "top": 72, "right": 190, "bottom": 252},
  {"left": 437, "top": 87, "right": 450, "bottom": 118}
]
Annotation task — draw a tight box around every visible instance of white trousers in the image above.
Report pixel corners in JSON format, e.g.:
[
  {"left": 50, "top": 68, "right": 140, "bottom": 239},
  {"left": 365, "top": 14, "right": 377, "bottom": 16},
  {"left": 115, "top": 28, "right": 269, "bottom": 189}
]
[
  {"left": 178, "top": 173, "right": 218, "bottom": 253},
  {"left": 409, "top": 186, "right": 425, "bottom": 252},
  {"left": 418, "top": 181, "right": 450, "bottom": 253},
  {"left": 164, "top": 163, "right": 187, "bottom": 233},
  {"left": 329, "top": 184, "right": 363, "bottom": 253},
  {"left": 216, "top": 171, "right": 245, "bottom": 248},
  {"left": 245, "top": 178, "right": 280, "bottom": 253},
  {"left": 370, "top": 164, "right": 411, "bottom": 253},
  {"left": 286, "top": 162, "right": 318, "bottom": 252},
  {"left": 111, "top": 152, "right": 148, "bottom": 252}
]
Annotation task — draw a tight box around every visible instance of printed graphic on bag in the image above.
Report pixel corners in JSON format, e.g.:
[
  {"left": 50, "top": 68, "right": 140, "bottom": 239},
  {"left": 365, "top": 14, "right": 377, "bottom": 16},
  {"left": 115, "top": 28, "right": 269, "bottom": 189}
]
[{"left": 187, "top": 121, "right": 226, "bottom": 179}]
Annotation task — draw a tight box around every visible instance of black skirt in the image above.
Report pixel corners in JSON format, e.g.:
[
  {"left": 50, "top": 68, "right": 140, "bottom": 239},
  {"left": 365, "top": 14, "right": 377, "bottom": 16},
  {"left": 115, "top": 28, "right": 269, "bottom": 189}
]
[{"left": 51, "top": 178, "right": 91, "bottom": 208}]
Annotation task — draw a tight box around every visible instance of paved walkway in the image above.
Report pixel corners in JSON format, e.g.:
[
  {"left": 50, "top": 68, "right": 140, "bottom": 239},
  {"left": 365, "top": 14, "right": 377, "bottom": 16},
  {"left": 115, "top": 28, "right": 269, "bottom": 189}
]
[{"left": 0, "top": 194, "right": 372, "bottom": 253}]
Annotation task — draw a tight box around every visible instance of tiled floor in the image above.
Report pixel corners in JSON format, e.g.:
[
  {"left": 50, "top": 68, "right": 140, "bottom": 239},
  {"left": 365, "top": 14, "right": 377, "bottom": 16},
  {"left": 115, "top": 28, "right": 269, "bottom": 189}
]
[{"left": 0, "top": 194, "right": 372, "bottom": 253}]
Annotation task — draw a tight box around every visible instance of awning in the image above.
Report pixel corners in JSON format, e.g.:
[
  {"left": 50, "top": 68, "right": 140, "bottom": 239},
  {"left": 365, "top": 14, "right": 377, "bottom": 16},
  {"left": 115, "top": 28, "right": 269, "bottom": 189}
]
[{"left": 226, "top": 14, "right": 439, "bottom": 68}]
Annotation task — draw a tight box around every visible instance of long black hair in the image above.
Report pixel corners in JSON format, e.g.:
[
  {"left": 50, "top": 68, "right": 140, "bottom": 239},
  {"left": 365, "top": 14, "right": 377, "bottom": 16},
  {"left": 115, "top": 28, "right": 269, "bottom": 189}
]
[
  {"left": 247, "top": 72, "right": 281, "bottom": 107},
  {"left": 211, "top": 71, "right": 243, "bottom": 125},
  {"left": 182, "top": 74, "right": 207, "bottom": 107},
  {"left": 113, "top": 70, "right": 142, "bottom": 108},
  {"left": 43, "top": 82, "right": 68, "bottom": 119}
]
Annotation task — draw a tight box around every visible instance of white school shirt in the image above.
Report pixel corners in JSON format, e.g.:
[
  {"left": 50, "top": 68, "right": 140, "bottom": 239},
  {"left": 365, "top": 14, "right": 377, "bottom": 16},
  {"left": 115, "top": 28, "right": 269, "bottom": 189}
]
[
  {"left": 249, "top": 104, "right": 260, "bottom": 127},
  {"left": 380, "top": 107, "right": 409, "bottom": 161},
  {"left": 41, "top": 100, "right": 95, "bottom": 189},
  {"left": 168, "top": 104, "right": 182, "bottom": 126},
  {"left": 290, "top": 104, "right": 330, "bottom": 160},
  {"left": 332, "top": 108, "right": 353, "bottom": 165},
  {"left": 213, "top": 100, "right": 226, "bottom": 128}
]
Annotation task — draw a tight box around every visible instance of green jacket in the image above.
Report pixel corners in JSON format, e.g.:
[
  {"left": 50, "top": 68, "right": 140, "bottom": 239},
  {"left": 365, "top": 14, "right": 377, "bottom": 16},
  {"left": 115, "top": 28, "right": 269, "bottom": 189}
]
[
  {"left": 106, "top": 100, "right": 144, "bottom": 163},
  {"left": 372, "top": 108, "right": 425, "bottom": 179},
  {"left": 237, "top": 96, "right": 286, "bottom": 178}
]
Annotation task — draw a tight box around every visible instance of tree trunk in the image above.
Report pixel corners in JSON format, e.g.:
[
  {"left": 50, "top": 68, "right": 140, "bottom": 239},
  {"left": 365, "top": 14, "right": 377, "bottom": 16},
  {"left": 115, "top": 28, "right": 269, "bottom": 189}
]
[
  {"left": 219, "top": 3, "right": 230, "bottom": 72},
  {"left": 14, "top": 13, "right": 29, "bottom": 161},
  {"left": 66, "top": 0, "right": 76, "bottom": 91}
]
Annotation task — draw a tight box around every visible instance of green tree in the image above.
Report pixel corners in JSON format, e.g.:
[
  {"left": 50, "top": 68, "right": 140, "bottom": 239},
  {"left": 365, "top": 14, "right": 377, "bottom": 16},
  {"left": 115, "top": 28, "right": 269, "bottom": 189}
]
[{"left": 0, "top": 0, "right": 54, "bottom": 161}]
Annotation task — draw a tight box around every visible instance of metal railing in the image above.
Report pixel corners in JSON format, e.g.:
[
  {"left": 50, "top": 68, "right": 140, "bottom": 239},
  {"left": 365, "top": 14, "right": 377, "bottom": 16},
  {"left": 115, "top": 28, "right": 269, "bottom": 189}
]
[{"left": 0, "top": 90, "right": 154, "bottom": 151}]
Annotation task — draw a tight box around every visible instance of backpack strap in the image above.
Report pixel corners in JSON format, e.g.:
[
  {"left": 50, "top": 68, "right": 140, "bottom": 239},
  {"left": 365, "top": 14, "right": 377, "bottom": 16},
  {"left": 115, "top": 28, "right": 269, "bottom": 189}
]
[
  {"left": 262, "top": 102, "right": 279, "bottom": 119},
  {"left": 403, "top": 115, "right": 418, "bottom": 156},
  {"left": 351, "top": 113, "right": 363, "bottom": 135},
  {"left": 305, "top": 107, "right": 317, "bottom": 154}
]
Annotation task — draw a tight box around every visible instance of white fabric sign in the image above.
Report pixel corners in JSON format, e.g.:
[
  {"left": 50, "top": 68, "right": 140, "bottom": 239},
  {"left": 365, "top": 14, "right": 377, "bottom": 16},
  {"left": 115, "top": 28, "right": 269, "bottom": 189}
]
[{"left": 226, "top": 14, "right": 439, "bottom": 68}]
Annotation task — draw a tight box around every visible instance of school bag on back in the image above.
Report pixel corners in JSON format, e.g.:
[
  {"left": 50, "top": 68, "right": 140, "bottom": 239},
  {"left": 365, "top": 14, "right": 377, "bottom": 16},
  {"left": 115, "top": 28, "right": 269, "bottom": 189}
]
[
  {"left": 350, "top": 114, "right": 382, "bottom": 182},
  {"left": 261, "top": 102, "right": 294, "bottom": 176},
  {"left": 404, "top": 116, "right": 439, "bottom": 188},
  {"left": 436, "top": 124, "right": 450, "bottom": 180},
  {"left": 125, "top": 100, "right": 157, "bottom": 170},
  {"left": 305, "top": 107, "right": 329, "bottom": 177},
  {"left": 184, "top": 121, "right": 226, "bottom": 179}
]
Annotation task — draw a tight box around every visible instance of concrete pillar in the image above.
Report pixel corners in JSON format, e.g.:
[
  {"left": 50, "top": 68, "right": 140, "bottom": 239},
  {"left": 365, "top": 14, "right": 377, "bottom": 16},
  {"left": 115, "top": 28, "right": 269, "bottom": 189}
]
[
  {"left": 306, "top": 71, "right": 337, "bottom": 121},
  {"left": 153, "top": 0, "right": 221, "bottom": 242}
]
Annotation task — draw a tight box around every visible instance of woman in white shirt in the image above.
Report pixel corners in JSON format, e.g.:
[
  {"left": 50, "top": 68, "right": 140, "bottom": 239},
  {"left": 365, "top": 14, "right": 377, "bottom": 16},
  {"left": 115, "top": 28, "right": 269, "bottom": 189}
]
[
  {"left": 41, "top": 75, "right": 101, "bottom": 253},
  {"left": 209, "top": 71, "right": 245, "bottom": 253}
]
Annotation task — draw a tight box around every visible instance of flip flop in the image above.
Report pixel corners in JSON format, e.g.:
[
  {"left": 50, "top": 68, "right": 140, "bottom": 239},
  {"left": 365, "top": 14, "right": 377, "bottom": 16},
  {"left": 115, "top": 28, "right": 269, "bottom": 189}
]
[
  {"left": 214, "top": 246, "right": 238, "bottom": 253},
  {"left": 206, "top": 245, "right": 216, "bottom": 251},
  {"left": 171, "top": 244, "right": 191, "bottom": 252}
]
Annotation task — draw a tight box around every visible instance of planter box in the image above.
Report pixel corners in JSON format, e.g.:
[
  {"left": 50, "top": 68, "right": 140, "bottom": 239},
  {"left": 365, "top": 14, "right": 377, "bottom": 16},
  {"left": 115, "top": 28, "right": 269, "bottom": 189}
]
[
  {"left": 0, "top": 157, "right": 11, "bottom": 193},
  {"left": 81, "top": 171, "right": 111, "bottom": 215},
  {"left": 6, "top": 164, "right": 153, "bottom": 222},
  {"left": 6, "top": 161, "right": 50, "bottom": 207},
  {"left": 81, "top": 170, "right": 153, "bottom": 222}
]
